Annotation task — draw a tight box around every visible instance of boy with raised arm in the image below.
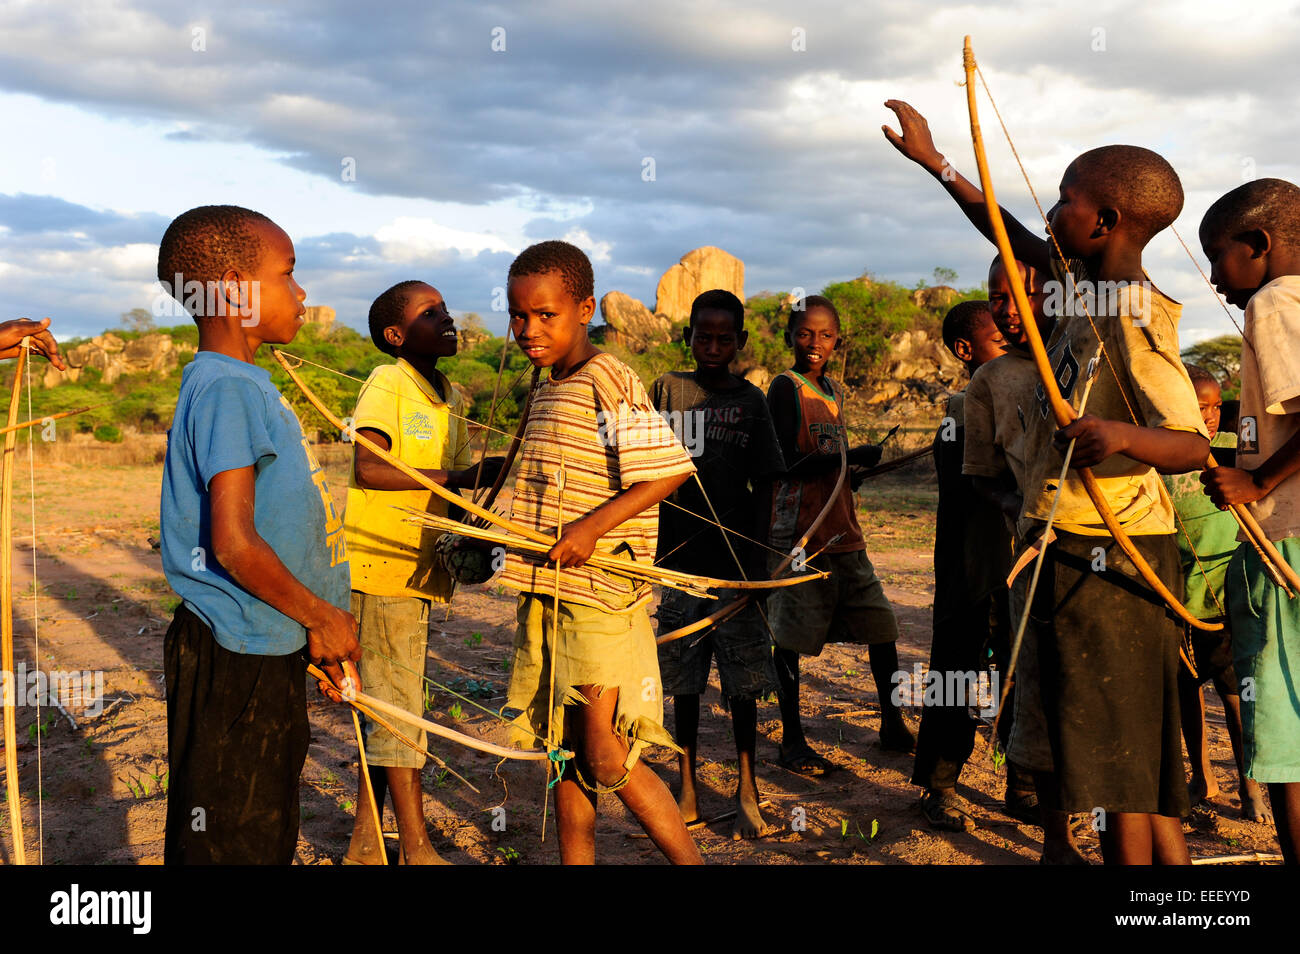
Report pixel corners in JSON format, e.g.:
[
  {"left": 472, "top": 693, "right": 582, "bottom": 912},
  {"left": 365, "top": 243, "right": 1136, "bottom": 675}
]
[{"left": 885, "top": 101, "right": 1208, "bottom": 865}]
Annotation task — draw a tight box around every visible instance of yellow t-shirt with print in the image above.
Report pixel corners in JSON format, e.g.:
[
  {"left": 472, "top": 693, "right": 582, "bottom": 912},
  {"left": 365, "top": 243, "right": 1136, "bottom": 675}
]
[
  {"left": 1017, "top": 258, "right": 1208, "bottom": 537},
  {"left": 344, "top": 359, "right": 474, "bottom": 600}
]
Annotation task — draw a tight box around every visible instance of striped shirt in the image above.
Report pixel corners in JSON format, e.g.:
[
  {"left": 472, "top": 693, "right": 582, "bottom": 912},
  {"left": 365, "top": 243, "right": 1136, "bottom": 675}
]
[{"left": 498, "top": 353, "right": 696, "bottom": 611}]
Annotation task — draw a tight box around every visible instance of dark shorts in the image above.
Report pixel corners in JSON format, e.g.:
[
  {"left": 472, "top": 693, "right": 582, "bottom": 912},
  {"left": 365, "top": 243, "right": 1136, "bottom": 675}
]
[
  {"left": 1180, "top": 624, "right": 1238, "bottom": 692},
  {"left": 655, "top": 589, "right": 777, "bottom": 703},
  {"left": 1030, "top": 531, "right": 1189, "bottom": 818},
  {"left": 764, "top": 549, "right": 900, "bottom": 656},
  {"left": 164, "top": 605, "right": 310, "bottom": 865}
]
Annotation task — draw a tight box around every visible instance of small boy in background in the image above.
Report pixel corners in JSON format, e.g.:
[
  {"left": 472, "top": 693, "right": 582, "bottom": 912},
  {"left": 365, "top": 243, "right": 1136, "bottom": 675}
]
[
  {"left": 652, "top": 289, "right": 785, "bottom": 839},
  {"left": 1163, "top": 365, "right": 1264, "bottom": 822},
  {"left": 1200, "top": 177, "right": 1300, "bottom": 863},
  {"left": 157, "top": 205, "right": 359, "bottom": 864},
  {"left": 965, "top": 255, "right": 1086, "bottom": 863},
  {"left": 912, "top": 299, "right": 1010, "bottom": 831},
  {"left": 498, "top": 241, "right": 702, "bottom": 864},
  {"left": 766, "top": 295, "right": 913, "bottom": 774},
  {"left": 342, "top": 280, "right": 504, "bottom": 865}
]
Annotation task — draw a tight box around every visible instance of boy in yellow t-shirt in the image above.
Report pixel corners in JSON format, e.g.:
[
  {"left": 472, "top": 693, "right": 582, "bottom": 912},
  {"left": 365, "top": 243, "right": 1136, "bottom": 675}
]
[{"left": 342, "top": 280, "right": 502, "bottom": 865}]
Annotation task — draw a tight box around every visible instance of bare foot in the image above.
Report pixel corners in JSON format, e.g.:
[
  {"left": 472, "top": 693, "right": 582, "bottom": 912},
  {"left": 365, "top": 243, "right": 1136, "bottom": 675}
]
[
  {"left": 676, "top": 780, "right": 700, "bottom": 825},
  {"left": 399, "top": 839, "right": 453, "bottom": 865},
  {"left": 1241, "top": 783, "right": 1271, "bottom": 824},
  {"left": 732, "top": 782, "right": 766, "bottom": 840},
  {"left": 1189, "top": 773, "right": 1220, "bottom": 805}
]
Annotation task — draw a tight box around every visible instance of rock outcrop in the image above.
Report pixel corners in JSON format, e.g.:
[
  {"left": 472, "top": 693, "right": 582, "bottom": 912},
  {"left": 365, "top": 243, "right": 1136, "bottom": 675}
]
[
  {"left": 862, "top": 328, "right": 967, "bottom": 414},
  {"left": 654, "top": 247, "right": 745, "bottom": 324},
  {"left": 48, "top": 333, "right": 192, "bottom": 388},
  {"left": 304, "top": 306, "right": 335, "bottom": 329},
  {"left": 911, "top": 285, "right": 958, "bottom": 310},
  {"left": 598, "top": 290, "right": 673, "bottom": 351}
]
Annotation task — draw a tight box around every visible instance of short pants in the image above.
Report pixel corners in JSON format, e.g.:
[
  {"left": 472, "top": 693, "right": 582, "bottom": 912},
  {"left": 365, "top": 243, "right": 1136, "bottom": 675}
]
[
  {"left": 505, "top": 594, "right": 677, "bottom": 781},
  {"left": 655, "top": 588, "right": 777, "bottom": 703},
  {"left": 764, "top": 548, "right": 899, "bottom": 656},
  {"left": 352, "top": 591, "right": 431, "bottom": 769},
  {"left": 1226, "top": 537, "right": 1300, "bottom": 782},
  {"left": 164, "top": 605, "right": 309, "bottom": 865}
]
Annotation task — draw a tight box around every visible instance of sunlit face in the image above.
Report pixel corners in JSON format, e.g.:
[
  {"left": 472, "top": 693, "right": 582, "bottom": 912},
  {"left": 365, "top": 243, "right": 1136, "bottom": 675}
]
[
  {"left": 786, "top": 306, "right": 839, "bottom": 375},
  {"left": 1194, "top": 376, "right": 1222, "bottom": 439},
  {"left": 507, "top": 270, "right": 595, "bottom": 373},
  {"left": 242, "top": 221, "right": 306, "bottom": 344},
  {"left": 965, "top": 311, "right": 1008, "bottom": 369},
  {"left": 387, "top": 283, "right": 458, "bottom": 358},
  {"left": 987, "top": 259, "right": 1048, "bottom": 346},
  {"left": 686, "top": 308, "right": 745, "bottom": 372},
  {"left": 1046, "top": 166, "right": 1106, "bottom": 259}
]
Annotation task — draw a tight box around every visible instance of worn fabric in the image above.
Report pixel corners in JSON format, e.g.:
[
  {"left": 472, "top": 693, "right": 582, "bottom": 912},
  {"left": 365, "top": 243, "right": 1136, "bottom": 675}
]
[
  {"left": 651, "top": 371, "right": 786, "bottom": 579},
  {"left": 1162, "top": 430, "right": 1238, "bottom": 620},
  {"left": 352, "top": 590, "right": 430, "bottom": 769},
  {"left": 914, "top": 394, "right": 1014, "bottom": 789},
  {"left": 164, "top": 605, "right": 309, "bottom": 865},
  {"left": 1030, "top": 530, "right": 1188, "bottom": 816},
  {"left": 344, "top": 359, "right": 473, "bottom": 601},
  {"left": 505, "top": 593, "right": 677, "bottom": 767},
  {"left": 1006, "top": 566, "right": 1054, "bottom": 773},
  {"left": 498, "top": 353, "right": 696, "bottom": 612},
  {"left": 764, "top": 549, "right": 899, "bottom": 656},
  {"left": 963, "top": 347, "right": 1038, "bottom": 495},
  {"left": 655, "top": 588, "right": 778, "bottom": 702},
  {"left": 767, "top": 371, "right": 866, "bottom": 557},
  {"left": 1017, "top": 259, "right": 1208, "bottom": 539},
  {"left": 1226, "top": 536, "right": 1300, "bottom": 782},
  {"left": 1237, "top": 275, "right": 1300, "bottom": 540},
  {"left": 161, "top": 351, "right": 349, "bottom": 655}
]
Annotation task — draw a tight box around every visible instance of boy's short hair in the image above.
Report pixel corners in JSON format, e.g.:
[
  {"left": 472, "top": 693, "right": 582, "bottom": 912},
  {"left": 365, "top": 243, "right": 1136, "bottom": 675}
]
[
  {"left": 1183, "top": 364, "right": 1219, "bottom": 389},
  {"left": 368, "top": 280, "right": 428, "bottom": 357},
  {"left": 1070, "top": 146, "right": 1183, "bottom": 242},
  {"left": 1200, "top": 178, "right": 1300, "bottom": 250},
  {"left": 689, "top": 289, "right": 744, "bottom": 332},
  {"left": 988, "top": 254, "right": 1044, "bottom": 292},
  {"left": 941, "top": 299, "right": 992, "bottom": 354},
  {"left": 508, "top": 241, "right": 594, "bottom": 302},
  {"left": 156, "top": 205, "right": 275, "bottom": 313},
  {"left": 789, "top": 294, "right": 840, "bottom": 334}
]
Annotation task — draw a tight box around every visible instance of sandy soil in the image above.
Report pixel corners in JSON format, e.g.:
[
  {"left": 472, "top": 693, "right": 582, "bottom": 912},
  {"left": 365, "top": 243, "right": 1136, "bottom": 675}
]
[{"left": 0, "top": 445, "right": 1284, "bottom": 865}]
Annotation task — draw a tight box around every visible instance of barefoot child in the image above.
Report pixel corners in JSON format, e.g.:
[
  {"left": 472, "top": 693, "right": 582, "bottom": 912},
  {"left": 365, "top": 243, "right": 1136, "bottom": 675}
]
[
  {"left": 157, "top": 205, "right": 359, "bottom": 864},
  {"left": 766, "top": 295, "right": 913, "bottom": 774},
  {"left": 913, "top": 299, "right": 1009, "bottom": 831},
  {"left": 498, "top": 241, "right": 702, "bottom": 864},
  {"left": 341, "top": 280, "right": 504, "bottom": 865},
  {"left": 652, "top": 289, "right": 784, "bottom": 839},
  {"left": 886, "top": 100, "right": 1209, "bottom": 864},
  {"left": 1163, "top": 365, "right": 1265, "bottom": 823},
  {"left": 1199, "top": 177, "right": 1300, "bottom": 863},
  {"left": 965, "top": 256, "right": 1087, "bottom": 863}
]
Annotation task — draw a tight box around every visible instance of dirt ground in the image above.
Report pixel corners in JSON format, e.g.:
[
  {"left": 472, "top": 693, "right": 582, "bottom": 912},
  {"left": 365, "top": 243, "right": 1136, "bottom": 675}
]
[{"left": 0, "top": 441, "right": 1284, "bottom": 865}]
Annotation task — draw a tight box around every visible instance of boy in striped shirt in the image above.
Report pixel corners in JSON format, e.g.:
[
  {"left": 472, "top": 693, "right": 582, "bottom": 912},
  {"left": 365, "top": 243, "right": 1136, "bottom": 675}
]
[{"left": 499, "top": 241, "right": 702, "bottom": 864}]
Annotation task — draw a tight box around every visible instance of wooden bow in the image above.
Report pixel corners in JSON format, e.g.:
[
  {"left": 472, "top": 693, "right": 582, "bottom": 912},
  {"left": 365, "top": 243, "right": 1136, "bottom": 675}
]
[
  {"left": 2, "top": 344, "right": 27, "bottom": 863},
  {"left": 963, "top": 36, "right": 1220, "bottom": 633}
]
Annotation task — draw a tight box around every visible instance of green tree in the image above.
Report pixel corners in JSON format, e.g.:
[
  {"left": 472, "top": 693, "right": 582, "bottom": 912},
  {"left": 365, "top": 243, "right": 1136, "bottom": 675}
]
[
  {"left": 119, "top": 308, "right": 155, "bottom": 333},
  {"left": 1181, "top": 335, "right": 1242, "bottom": 394}
]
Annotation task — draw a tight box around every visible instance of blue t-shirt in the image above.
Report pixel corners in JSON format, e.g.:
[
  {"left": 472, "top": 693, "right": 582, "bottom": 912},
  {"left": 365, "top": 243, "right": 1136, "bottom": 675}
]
[{"left": 160, "top": 352, "right": 349, "bottom": 655}]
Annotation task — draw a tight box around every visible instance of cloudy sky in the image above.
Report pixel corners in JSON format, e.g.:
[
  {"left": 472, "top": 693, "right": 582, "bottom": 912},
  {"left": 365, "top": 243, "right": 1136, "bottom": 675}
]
[{"left": 1, "top": 0, "right": 1296, "bottom": 342}]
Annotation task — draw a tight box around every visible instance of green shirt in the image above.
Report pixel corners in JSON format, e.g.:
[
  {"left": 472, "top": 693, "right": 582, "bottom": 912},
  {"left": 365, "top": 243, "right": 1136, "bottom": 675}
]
[{"left": 1162, "top": 431, "right": 1238, "bottom": 620}]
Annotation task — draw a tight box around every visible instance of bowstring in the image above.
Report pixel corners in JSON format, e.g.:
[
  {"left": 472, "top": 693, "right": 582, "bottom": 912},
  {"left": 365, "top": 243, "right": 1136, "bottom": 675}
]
[
  {"left": 973, "top": 61, "right": 1227, "bottom": 622},
  {"left": 22, "top": 341, "right": 42, "bottom": 864}
]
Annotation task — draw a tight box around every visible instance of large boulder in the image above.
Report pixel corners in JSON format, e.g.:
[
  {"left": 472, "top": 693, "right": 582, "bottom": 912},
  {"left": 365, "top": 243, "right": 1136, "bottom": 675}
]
[
  {"left": 912, "top": 285, "right": 958, "bottom": 310},
  {"left": 861, "top": 328, "right": 967, "bottom": 415},
  {"left": 654, "top": 247, "right": 745, "bottom": 324},
  {"left": 598, "top": 290, "right": 673, "bottom": 351},
  {"left": 304, "top": 305, "right": 335, "bottom": 329},
  {"left": 47, "top": 332, "right": 187, "bottom": 387}
]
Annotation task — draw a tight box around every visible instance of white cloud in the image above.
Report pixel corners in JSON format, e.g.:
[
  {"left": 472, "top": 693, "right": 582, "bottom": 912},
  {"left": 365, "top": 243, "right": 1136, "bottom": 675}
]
[{"left": 373, "top": 217, "right": 515, "bottom": 262}]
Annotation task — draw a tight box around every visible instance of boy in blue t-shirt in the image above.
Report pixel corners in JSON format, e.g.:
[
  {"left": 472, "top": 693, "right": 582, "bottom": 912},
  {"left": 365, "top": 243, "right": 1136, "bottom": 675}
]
[{"left": 157, "top": 205, "right": 359, "bottom": 864}]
